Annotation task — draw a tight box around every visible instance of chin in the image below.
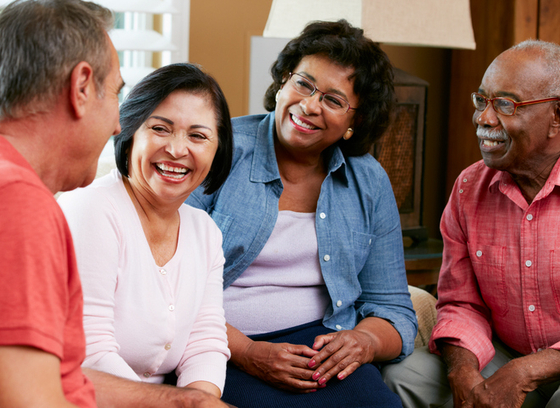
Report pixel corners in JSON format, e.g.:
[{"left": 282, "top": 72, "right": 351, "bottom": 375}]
[{"left": 75, "top": 168, "right": 97, "bottom": 190}]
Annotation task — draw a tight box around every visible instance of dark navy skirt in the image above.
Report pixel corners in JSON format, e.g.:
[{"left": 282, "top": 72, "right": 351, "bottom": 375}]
[{"left": 222, "top": 320, "right": 403, "bottom": 408}]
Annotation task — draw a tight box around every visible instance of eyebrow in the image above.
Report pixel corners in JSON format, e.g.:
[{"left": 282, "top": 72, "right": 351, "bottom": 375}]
[
  {"left": 148, "top": 115, "right": 213, "bottom": 131},
  {"left": 478, "top": 88, "right": 520, "bottom": 101},
  {"left": 298, "top": 71, "right": 350, "bottom": 99}
]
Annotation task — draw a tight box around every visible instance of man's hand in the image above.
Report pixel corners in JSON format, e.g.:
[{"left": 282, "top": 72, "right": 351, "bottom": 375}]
[
  {"left": 442, "top": 344, "right": 560, "bottom": 408},
  {"left": 462, "top": 359, "right": 528, "bottom": 408},
  {"left": 462, "top": 349, "right": 560, "bottom": 408},
  {"left": 239, "top": 341, "right": 320, "bottom": 392},
  {"left": 447, "top": 363, "right": 484, "bottom": 407},
  {"left": 440, "top": 343, "right": 483, "bottom": 407},
  {"left": 84, "top": 368, "right": 231, "bottom": 408}
]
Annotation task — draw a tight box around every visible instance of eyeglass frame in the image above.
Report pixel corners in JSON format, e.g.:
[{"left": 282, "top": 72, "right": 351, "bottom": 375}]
[
  {"left": 471, "top": 92, "right": 560, "bottom": 116},
  {"left": 286, "top": 72, "right": 357, "bottom": 115}
]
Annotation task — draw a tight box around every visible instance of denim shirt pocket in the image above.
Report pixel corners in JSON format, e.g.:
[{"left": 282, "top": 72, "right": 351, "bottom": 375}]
[
  {"left": 352, "top": 230, "right": 375, "bottom": 272},
  {"left": 467, "top": 242, "right": 508, "bottom": 317}
]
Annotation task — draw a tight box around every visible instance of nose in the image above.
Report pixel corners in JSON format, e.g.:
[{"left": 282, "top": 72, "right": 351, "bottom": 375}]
[
  {"left": 473, "top": 102, "right": 499, "bottom": 128},
  {"left": 165, "top": 134, "right": 189, "bottom": 158},
  {"left": 300, "top": 92, "right": 322, "bottom": 115}
]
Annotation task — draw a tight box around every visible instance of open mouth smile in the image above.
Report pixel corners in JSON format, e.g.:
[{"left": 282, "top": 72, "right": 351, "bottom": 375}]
[
  {"left": 154, "top": 163, "right": 190, "bottom": 180},
  {"left": 291, "top": 113, "right": 318, "bottom": 130},
  {"left": 481, "top": 140, "right": 504, "bottom": 147}
]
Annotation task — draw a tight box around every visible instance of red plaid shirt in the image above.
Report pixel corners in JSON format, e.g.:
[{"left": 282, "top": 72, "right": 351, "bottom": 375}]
[{"left": 429, "top": 159, "right": 560, "bottom": 370}]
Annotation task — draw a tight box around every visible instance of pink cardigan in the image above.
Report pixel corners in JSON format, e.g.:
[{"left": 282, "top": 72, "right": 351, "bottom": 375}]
[{"left": 58, "top": 170, "right": 230, "bottom": 392}]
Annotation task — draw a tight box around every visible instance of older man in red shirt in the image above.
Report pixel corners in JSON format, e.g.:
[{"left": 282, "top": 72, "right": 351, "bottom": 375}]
[{"left": 383, "top": 40, "right": 560, "bottom": 408}]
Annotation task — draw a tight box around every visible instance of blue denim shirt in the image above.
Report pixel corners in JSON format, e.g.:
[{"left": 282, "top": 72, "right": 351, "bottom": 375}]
[{"left": 186, "top": 113, "right": 417, "bottom": 361}]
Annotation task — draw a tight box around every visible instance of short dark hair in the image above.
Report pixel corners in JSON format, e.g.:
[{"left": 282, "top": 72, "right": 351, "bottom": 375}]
[
  {"left": 0, "top": 0, "right": 113, "bottom": 119},
  {"left": 264, "top": 19, "right": 394, "bottom": 156},
  {"left": 114, "top": 63, "right": 233, "bottom": 195}
]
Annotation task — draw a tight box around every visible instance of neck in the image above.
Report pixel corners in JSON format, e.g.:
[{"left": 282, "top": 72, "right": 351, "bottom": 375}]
[
  {"left": 0, "top": 112, "right": 67, "bottom": 194},
  {"left": 122, "top": 175, "right": 182, "bottom": 222},
  {"left": 274, "top": 138, "right": 327, "bottom": 182},
  {"left": 509, "top": 154, "right": 560, "bottom": 203}
]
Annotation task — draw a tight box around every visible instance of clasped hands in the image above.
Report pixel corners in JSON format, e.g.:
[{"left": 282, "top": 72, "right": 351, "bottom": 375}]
[
  {"left": 242, "top": 329, "right": 376, "bottom": 393},
  {"left": 446, "top": 351, "right": 558, "bottom": 408}
]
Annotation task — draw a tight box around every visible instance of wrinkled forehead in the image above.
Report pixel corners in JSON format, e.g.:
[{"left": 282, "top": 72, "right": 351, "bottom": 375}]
[{"left": 480, "top": 48, "right": 550, "bottom": 99}]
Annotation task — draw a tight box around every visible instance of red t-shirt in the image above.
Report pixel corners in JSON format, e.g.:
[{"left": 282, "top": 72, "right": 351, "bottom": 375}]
[{"left": 0, "top": 136, "right": 96, "bottom": 407}]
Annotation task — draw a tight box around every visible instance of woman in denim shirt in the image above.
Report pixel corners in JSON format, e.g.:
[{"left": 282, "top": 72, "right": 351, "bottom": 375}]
[{"left": 187, "top": 19, "right": 417, "bottom": 408}]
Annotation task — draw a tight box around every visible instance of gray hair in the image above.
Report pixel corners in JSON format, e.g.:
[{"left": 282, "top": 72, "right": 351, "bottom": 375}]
[
  {"left": 0, "top": 0, "right": 114, "bottom": 119},
  {"left": 510, "top": 39, "right": 560, "bottom": 97}
]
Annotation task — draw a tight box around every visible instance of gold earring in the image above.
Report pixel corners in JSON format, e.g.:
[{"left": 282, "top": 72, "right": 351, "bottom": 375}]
[
  {"left": 275, "top": 90, "right": 281, "bottom": 102},
  {"left": 343, "top": 128, "right": 353, "bottom": 140}
]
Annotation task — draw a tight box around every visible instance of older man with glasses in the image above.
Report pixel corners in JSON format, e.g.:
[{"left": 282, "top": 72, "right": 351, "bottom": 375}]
[{"left": 382, "top": 39, "right": 560, "bottom": 408}]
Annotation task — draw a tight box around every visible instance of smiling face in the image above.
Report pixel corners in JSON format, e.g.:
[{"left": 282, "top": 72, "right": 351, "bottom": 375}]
[
  {"left": 473, "top": 48, "right": 559, "bottom": 176},
  {"left": 127, "top": 90, "right": 218, "bottom": 205},
  {"left": 274, "top": 54, "right": 357, "bottom": 158}
]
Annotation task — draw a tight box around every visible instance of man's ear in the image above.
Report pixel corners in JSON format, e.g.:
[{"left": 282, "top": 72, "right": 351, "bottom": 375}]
[{"left": 69, "top": 61, "right": 95, "bottom": 119}]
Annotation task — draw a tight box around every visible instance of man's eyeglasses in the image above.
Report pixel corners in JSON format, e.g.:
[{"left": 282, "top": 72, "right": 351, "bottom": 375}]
[
  {"left": 287, "top": 73, "right": 356, "bottom": 115},
  {"left": 471, "top": 92, "right": 560, "bottom": 116}
]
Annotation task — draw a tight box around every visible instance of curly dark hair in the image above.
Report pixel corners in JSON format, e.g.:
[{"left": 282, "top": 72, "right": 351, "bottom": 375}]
[
  {"left": 264, "top": 19, "right": 394, "bottom": 156},
  {"left": 114, "top": 63, "right": 233, "bottom": 195}
]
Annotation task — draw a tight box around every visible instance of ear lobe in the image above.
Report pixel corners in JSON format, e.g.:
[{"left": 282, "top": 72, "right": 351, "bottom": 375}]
[{"left": 69, "top": 61, "right": 95, "bottom": 119}]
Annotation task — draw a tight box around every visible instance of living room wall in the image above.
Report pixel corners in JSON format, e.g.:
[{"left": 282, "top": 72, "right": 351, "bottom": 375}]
[{"left": 189, "top": 0, "right": 451, "bottom": 239}]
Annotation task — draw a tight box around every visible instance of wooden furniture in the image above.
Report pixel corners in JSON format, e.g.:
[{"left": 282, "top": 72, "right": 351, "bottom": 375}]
[
  {"left": 404, "top": 238, "right": 443, "bottom": 295},
  {"left": 446, "top": 0, "right": 560, "bottom": 195},
  {"left": 371, "top": 68, "right": 429, "bottom": 241}
]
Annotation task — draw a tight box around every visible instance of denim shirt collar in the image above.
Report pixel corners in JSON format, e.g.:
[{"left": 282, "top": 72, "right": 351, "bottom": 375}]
[{"left": 250, "top": 112, "right": 349, "bottom": 186}]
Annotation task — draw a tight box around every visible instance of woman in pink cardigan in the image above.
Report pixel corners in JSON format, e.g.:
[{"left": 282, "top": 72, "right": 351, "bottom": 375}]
[{"left": 58, "top": 63, "right": 233, "bottom": 407}]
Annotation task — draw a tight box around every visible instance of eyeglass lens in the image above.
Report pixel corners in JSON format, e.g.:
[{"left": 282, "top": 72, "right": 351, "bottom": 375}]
[
  {"left": 289, "top": 74, "right": 350, "bottom": 114},
  {"left": 472, "top": 94, "right": 515, "bottom": 115}
]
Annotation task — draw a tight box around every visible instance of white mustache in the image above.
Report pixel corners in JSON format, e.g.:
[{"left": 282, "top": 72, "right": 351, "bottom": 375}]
[{"left": 476, "top": 127, "right": 507, "bottom": 141}]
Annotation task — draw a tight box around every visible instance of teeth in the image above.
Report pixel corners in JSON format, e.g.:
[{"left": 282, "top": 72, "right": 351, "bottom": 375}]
[
  {"left": 156, "top": 163, "right": 187, "bottom": 174},
  {"left": 163, "top": 172, "right": 185, "bottom": 179},
  {"left": 482, "top": 140, "right": 501, "bottom": 147},
  {"left": 291, "top": 114, "right": 315, "bottom": 130}
]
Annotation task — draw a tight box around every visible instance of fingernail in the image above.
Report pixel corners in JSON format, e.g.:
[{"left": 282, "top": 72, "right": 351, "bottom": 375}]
[
  {"left": 318, "top": 377, "right": 326, "bottom": 385},
  {"left": 312, "top": 372, "right": 320, "bottom": 380},
  {"left": 319, "top": 383, "right": 327, "bottom": 388},
  {"left": 308, "top": 360, "right": 316, "bottom": 368},
  {"left": 338, "top": 373, "right": 345, "bottom": 380}
]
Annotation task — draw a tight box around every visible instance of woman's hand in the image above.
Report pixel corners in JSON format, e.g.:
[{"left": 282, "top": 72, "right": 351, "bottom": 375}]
[
  {"left": 307, "top": 317, "right": 402, "bottom": 387},
  {"left": 307, "top": 329, "right": 376, "bottom": 386},
  {"left": 240, "top": 341, "right": 320, "bottom": 392}
]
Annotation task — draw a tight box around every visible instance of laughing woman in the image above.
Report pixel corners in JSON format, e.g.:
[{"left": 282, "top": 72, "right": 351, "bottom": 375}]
[
  {"left": 58, "top": 63, "right": 233, "bottom": 407},
  {"left": 187, "top": 19, "right": 417, "bottom": 408}
]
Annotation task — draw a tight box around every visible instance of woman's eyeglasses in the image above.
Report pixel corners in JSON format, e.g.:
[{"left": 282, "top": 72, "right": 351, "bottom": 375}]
[{"left": 287, "top": 73, "right": 356, "bottom": 115}]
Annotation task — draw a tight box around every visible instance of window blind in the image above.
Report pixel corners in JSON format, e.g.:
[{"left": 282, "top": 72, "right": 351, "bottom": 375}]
[{"left": 95, "top": 0, "right": 190, "bottom": 95}]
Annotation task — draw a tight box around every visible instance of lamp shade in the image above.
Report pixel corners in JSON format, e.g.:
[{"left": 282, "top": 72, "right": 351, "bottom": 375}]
[{"left": 263, "top": 0, "right": 476, "bottom": 49}]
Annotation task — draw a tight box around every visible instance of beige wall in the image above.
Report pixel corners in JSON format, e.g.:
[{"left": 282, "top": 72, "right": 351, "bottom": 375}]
[
  {"left": 189, "top": 0, "right": 451, "bottom": 238},
  {"left": 189, "top": 0, "right": 273, "bottom": 118}
]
